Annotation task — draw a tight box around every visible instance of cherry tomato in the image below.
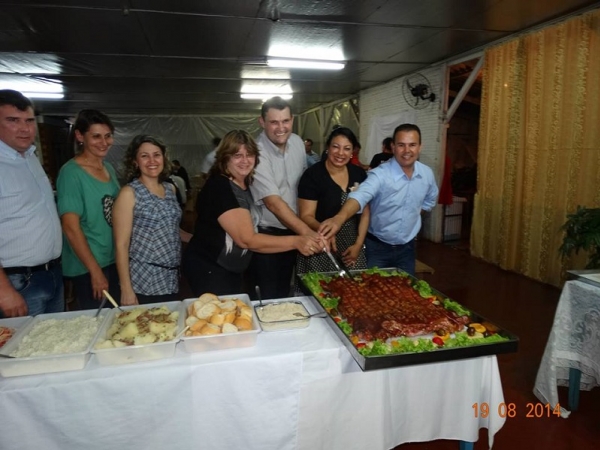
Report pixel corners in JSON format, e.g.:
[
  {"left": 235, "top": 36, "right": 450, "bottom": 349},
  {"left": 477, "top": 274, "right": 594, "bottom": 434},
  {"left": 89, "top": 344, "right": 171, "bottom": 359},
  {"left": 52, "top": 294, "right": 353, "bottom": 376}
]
[
  {"left": 356, "top": 342, "right": 366, "bottom": 349},
  {"left": 432, "top": 337, "right": 444, "bottom": 346},
  {"left": 333, "top": 317, "right": 342, "bottom": 323}
]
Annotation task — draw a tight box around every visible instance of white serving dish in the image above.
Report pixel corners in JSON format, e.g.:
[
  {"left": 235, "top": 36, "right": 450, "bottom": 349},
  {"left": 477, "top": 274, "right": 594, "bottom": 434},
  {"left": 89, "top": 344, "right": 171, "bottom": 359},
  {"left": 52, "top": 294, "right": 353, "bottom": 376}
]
[
  {"left": 92, "top": 301, "right": 184, "bottom": 366},
  {"left": 0, "top": 316, "right": 33, "bottom": 350},
  {"left": 180, "top": 294, "right": 260, "bottom": 353},
  {"left": 0, "top": 310, "right": 108, "bottom": 377},
  {"left": 255, "top": 301, "right": 311, "bottom": 332}
]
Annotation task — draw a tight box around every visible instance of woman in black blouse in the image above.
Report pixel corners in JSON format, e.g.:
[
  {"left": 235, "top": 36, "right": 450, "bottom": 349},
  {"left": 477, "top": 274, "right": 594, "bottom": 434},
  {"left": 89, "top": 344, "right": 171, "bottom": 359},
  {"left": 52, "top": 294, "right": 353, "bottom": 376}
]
[{"left": 295, "top": 127, "right": 370, "bottom": 281}]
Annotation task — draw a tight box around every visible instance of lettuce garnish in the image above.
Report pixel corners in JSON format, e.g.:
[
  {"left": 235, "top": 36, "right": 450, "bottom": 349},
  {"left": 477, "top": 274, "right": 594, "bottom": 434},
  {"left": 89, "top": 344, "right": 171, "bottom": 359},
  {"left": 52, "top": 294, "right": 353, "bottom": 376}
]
[
  {"left": 338, "top": 321, "right": 352, "bottom": 335},
  {"left": 413, "top": 279, "right": 433, "bottom": 298},
  {"left": 442, "top": 299, "right": 470, "bottom": 317}
]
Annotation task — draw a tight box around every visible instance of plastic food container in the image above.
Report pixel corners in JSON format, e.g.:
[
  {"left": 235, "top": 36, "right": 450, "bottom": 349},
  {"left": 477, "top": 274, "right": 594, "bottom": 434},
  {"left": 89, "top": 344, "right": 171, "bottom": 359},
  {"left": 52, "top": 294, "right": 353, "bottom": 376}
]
[
  {"left": 255, "top": 301, "right": 311, "bottom": 332},
  {"left": 92, "top": 301, "right": 184, "bottom": 366},
  {"left": 0, "top": 316, "right": 33, "bottom": 350},
  {"left": 0, "top": 310, "right": 109, "bottom": 377},
  {"left": 180, "top": 294, "right": 260, "bottom": 353}
]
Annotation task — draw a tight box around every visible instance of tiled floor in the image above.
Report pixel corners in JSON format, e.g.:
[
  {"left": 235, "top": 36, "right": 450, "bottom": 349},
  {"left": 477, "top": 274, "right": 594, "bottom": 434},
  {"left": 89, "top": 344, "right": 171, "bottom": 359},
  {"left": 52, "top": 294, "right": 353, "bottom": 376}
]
[{"left": 393, "top": 240, "right": 600, "bottom": 450}]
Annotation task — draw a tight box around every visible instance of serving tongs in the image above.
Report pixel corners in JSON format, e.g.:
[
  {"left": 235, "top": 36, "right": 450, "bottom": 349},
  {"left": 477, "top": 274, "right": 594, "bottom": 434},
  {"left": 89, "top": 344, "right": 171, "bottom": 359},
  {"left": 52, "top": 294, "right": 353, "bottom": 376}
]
[
  {"left": 102, "top": 290, "right": 124, "bottom": 312},
  {"left": 324, "top": 249, "right": 357, "bottom": 281},
  {"left": 94, "top": 295, "right": 108, "bottom": 318}
]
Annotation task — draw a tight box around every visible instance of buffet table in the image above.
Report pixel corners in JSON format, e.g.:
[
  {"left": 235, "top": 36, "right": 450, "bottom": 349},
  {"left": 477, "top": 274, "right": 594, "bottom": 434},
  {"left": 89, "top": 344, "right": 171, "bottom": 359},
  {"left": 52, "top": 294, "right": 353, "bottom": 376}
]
[
  {"left": 534, "top": 280, "right": 600, "bottom": 415},
  {"left": 0, "top": 297, "right": 506, "bottom": 450}
]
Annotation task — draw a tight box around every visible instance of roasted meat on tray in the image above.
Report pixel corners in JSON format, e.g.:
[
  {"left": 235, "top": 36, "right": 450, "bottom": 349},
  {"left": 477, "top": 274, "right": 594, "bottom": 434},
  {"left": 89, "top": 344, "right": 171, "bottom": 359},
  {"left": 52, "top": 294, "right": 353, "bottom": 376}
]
[{"left": 321, "top": 273, "right": 470, "bottom": 341}]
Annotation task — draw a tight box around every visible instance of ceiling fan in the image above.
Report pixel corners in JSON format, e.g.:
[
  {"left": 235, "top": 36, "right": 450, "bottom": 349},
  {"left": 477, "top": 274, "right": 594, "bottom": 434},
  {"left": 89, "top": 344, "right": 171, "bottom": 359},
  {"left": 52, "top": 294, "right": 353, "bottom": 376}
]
[{"left": 402, "top": 73, "right": 436, "bottom": 109}]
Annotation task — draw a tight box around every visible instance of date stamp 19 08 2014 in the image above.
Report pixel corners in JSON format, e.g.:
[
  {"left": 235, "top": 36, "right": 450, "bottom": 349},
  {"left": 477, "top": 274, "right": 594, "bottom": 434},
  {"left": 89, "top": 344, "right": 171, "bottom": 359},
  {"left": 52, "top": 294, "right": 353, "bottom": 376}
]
[{"left": 472, "top": 402, "right": 561, "bottom": 419}]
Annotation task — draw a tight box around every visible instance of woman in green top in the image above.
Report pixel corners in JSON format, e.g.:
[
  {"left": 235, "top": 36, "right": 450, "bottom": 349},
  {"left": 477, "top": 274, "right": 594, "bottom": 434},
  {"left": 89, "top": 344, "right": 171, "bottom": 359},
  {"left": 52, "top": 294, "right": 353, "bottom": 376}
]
[{"left": 57, "top": 110, "right": 121, "bottom": 310}]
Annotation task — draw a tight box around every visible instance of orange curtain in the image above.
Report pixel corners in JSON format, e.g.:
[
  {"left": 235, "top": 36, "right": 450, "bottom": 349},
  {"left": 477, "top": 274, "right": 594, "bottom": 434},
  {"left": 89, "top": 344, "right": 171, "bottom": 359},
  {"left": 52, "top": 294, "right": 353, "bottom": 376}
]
[{"left": 472, "top": 9, "right": 600, "bottom": 286}]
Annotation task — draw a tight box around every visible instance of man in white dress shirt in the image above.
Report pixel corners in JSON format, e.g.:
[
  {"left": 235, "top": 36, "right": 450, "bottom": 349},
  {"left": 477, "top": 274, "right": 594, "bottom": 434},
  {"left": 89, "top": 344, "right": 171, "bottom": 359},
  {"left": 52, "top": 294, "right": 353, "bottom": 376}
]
[
  {"left": 0, "top": 90, "right": 63, "bottom": 317},
  {"left": 247, "top": 97, "right": 325, "bottom": 299}
]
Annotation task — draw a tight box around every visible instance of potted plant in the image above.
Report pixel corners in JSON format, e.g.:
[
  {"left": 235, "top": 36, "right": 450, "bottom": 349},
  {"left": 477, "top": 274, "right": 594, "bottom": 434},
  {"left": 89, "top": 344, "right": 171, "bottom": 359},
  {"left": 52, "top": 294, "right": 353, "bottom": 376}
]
[{"left": 559, "top": 206, "right": 600, "bottom": 269}]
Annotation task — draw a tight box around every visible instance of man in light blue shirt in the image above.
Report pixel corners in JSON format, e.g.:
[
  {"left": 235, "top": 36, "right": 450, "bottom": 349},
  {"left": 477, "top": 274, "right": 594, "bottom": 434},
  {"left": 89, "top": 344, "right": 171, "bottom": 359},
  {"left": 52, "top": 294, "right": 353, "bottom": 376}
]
[
  {"left": 320, "top": 123, "right": 438, "bottom": 275},
  {"left": 0, "top": 90, "right": 63, "bottom": 317}
]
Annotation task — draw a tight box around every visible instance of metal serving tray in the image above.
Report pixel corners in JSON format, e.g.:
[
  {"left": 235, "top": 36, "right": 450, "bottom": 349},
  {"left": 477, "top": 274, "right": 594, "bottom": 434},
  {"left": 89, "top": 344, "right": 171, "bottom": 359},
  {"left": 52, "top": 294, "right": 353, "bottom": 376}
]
[{"left": 298, "top": 268, "right": 519, "bottom": 371}]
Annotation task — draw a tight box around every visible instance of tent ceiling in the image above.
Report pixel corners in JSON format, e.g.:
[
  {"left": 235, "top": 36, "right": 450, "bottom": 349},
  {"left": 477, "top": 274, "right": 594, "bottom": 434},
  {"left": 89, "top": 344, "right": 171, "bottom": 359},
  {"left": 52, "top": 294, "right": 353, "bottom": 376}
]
[{"left": 1, "top": 0, "right": 598, "bottom": 116}]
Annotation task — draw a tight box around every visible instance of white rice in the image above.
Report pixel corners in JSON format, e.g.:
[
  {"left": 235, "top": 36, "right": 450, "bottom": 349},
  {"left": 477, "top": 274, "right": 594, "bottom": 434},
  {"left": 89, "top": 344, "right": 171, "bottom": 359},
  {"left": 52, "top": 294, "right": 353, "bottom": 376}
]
[{"left": 10, "top": 316, "right": 102, "bottom": 357}]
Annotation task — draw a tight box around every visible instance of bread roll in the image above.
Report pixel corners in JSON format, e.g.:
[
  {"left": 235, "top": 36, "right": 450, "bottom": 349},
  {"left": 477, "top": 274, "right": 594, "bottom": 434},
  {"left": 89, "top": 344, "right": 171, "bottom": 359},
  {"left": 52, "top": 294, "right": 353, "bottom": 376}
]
[
  {"left": 200, "top": 323, "right": 221, "bottom": 335},
  {"left": 219, "top": 300, "right": 237, "bottom": 312},
  {"left": 194, "top": 302, "right": 220, "bottom": 319},
  {"left": 189, "top": 319, "right": 207, "bottom": 332},
  {"left": 238, "top": 306, "right": 253, "bottom": 320},
  {"left": 234, "top": 299, "right": 246, "bottom": 308},
  {"left": 210, "top": 313, "right": 226, "bottom": 326},
  {"left": 197, "top": 292, "right": 220, "bottom": 305},
  {"left": 234, "top": 317, "right": 252, "bottom": 331},
  {"left": 185, "top": 315, "right": 200, "bottom": 327},
  {"left": 224, "top": 311, "right": 236, "bottom": 324},
  {"left": 222, "top": 323, "right": 238, "bottom": 334}
]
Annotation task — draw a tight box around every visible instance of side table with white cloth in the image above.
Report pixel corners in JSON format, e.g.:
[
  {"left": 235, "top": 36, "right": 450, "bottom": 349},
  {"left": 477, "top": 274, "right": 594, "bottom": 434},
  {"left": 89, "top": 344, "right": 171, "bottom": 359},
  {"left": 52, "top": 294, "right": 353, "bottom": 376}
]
[
  {"left": 534, "top": 279, "right": 600, "bottom": 416},
  {"left": 0, "top": 297, "right": 506, "bottom": 450}
]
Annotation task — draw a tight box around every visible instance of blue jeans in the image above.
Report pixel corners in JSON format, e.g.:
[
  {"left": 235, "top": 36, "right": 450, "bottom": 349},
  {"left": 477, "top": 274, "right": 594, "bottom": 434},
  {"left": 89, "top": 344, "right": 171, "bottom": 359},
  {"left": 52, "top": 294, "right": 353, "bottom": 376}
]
[
  {"left": 4, "top": 264, "right": 64, "bottom": 317},
  {"left": 365, "top": 235, "right": 416, "bottom": 276}
]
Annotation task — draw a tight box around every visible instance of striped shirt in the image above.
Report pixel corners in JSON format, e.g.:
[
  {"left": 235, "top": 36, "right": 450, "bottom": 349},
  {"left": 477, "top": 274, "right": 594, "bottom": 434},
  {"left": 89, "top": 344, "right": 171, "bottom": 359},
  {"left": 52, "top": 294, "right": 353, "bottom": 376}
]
[{"left": 0, "top": 140, "right": 62, "bottom": 268}]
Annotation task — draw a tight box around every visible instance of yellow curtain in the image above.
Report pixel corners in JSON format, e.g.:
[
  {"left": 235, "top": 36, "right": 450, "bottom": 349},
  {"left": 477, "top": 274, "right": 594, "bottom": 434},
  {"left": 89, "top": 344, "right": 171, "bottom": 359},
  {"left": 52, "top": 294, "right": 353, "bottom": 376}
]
[{"left": 472, "top": 9, "right": 600, "bottom": 286}]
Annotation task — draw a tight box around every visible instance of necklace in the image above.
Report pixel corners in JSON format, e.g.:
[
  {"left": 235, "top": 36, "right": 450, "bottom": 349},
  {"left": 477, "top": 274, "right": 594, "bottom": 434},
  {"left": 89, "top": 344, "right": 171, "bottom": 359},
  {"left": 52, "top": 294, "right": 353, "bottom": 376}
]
[{"left": 82, "top": 156, "right": 104, "bottom": 171}]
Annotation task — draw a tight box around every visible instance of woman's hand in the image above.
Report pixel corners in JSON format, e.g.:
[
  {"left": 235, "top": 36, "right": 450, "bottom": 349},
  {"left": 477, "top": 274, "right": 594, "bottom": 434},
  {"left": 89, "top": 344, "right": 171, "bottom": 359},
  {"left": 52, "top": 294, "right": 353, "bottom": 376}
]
[
  {"left": 120, "top": 287, "right": 139, "bottom": 306},
  {"left": 90, "top": 268, "right": 109, "bottom": 301},
  {"left": 342, "top": 243, "right": 362, "bottom": 267},
  {"left": 296, "top": 235, "right": 323, "bottom": 257}
]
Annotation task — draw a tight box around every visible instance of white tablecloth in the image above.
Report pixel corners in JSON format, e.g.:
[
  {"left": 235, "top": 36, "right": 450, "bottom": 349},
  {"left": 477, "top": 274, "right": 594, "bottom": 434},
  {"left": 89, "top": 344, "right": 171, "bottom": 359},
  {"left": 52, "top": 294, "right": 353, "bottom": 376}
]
[
  {"left": 0, "top": 297, "right": 506, "bottom": 450},
  {"left": 534, "top": 280, "right": 600, "bottom": 415}
]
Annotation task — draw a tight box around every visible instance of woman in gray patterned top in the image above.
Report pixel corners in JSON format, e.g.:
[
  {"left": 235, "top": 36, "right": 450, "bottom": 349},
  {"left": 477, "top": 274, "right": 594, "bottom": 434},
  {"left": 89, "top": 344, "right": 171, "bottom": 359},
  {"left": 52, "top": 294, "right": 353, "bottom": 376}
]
[
  {"left": 113, "top": 135, "right": 191, "bottom": 305},
  {"left": 182, "top": 130, "right": 322, "bottom": 296}
]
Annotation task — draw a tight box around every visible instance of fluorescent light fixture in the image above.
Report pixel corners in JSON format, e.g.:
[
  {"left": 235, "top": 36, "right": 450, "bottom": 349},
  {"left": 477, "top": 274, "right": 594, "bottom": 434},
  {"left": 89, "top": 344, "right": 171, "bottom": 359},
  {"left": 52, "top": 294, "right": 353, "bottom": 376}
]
[
  {"left": 267, "top": 58, "right": 345, "bottom": 70},
  {"left": 240, "top": 81, "right": 293, "bottom": 100},
  {"left": 22, "top": 92, "right": 64, "bottom": 99},
  {"left": 1, "top": 74, "right": 64, "bottom": 99},
  {"left": 241, "top": 66, "right": 290, "bottom": 80},
  {"left": 241, "top": 93, "right": 293, "bottom": 100},
  {"left": 0, "top": 52, "right": 62, "bottom": 74}
]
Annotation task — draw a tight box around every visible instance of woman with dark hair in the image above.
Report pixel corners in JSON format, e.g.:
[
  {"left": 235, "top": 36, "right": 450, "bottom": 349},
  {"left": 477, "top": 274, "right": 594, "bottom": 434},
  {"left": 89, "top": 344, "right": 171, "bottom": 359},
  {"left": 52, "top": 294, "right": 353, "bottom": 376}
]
[
  {"left": 182, "top": 129, "right": 321, "bottom": 296},
  {"left": 295, "top": 127, "right": 370, "bottom": 285},
  {"left": 57, "top": 109, "right": 121, "bottom": 309},
  {"left": 113, "top": 135, "right": 188, "bottom": 305}
]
